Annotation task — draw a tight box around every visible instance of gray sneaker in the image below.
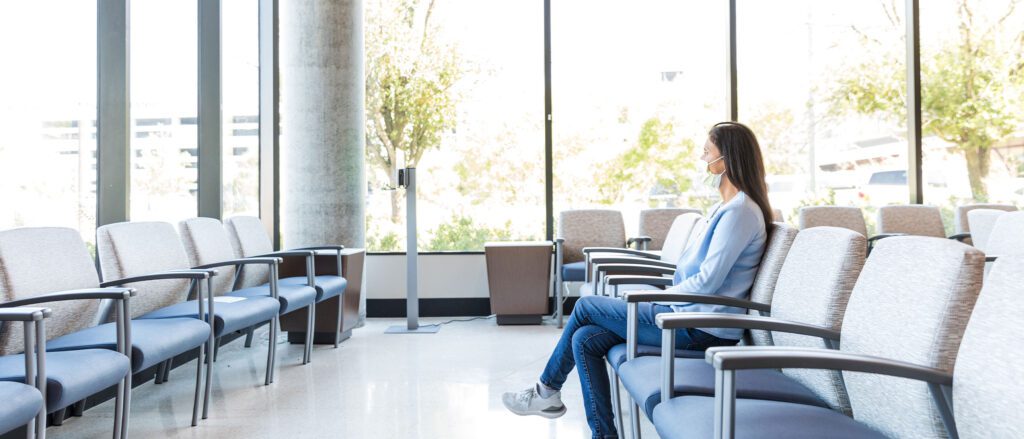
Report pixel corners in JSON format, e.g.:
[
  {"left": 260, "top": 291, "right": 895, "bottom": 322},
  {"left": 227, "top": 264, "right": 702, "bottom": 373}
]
[{"left": 502, "top": 385, "right": 567, "bottom": 419}]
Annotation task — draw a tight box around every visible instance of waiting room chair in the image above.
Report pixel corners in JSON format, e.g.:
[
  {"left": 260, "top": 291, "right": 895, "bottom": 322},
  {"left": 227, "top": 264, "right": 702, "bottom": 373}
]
[
  {"left": 797, "top": 206, "right": 868, "bottom": 237},
  {"left": 876, "top": 204, "right": 949, "bottom": 239},
  {"left": 634, "top": 208, "right": 701, "bottom": 251},
  {"left": 0, "top": 228, "right": 136, "bottom": 438},
  {"left": 616, "top": 226, "right": 862, "bottom": 438},
  {"left": 96, "top": 221, "right": 279, "bottom": 423},
  {"left": 954, "top": 203, "right": 1016, "bottom": 245},
  {"left": 966, "top": 208, "right": 1011, "bottom": 253},
  {"left": 651, "top": 235, "right": 985, "bottom": 439},
  {"left": 583, "top": 213, "right": 704, "bottom": 297},
  {"left": 179, "top": 217, "right": 318, "bottom": 382},
  {"left": 553, "top": 210, "right": 627, "bottom": 326},
  {"left": 605, "top": 222, "right": 799, "bottom": 437},
  {"left": 0, "top": 307, "right": 47, "bottom": 439},
  {"left": 224, "top": 216, "right": 349, "bottom": 353},
  {"left": 982, "top": 211, "right": 1024, "bottom": 263}
]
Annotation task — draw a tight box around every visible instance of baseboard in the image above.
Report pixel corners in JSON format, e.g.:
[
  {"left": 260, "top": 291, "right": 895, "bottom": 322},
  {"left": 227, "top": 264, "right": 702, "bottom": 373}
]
[{"left": 366, "top": 296, "right": 579, "bottom": 318}]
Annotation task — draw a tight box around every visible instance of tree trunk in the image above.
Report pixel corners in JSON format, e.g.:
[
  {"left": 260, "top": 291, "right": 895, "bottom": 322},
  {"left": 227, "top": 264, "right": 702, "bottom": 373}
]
[
  {"left": 963, "top": 145, "right": 991, "bottom": 202},
  {"left": 388, "top": 164, "right": 402, "bottom": 223}
]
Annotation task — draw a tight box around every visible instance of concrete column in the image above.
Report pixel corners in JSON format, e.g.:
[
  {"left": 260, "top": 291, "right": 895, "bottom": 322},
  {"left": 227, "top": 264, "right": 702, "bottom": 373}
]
[{"left": 279, "top": 0, "right": 366, "bottom": 250}]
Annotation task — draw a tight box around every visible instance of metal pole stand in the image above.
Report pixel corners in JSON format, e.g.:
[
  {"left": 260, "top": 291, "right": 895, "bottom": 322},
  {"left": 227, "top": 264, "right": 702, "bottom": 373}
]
[{"left": 386, "top": 167, "right": 439, "bottom": 334}]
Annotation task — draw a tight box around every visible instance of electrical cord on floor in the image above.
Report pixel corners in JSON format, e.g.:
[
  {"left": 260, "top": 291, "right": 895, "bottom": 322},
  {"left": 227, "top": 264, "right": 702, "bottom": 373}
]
[
  {"left": 547, "top": 295, "right": 570, "bottom": 321},
  {"left": 421, "top": 314, "right": 496, "bottom": 327}
]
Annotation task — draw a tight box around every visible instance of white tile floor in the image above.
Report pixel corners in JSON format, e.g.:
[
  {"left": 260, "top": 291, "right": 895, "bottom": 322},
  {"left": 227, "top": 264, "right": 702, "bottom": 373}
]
[{"left": 47, "top": 318, "right": 658, "bottom": 439}]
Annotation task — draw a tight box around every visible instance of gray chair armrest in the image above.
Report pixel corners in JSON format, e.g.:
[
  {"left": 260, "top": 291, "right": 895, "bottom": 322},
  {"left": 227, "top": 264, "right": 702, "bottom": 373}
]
[
  {"left": 254, "top": 250, "right": 315, "bottom": 258},
  {"left": 703, "top": 345, "right": 837, "bottom": 363},
  {"left": 656, "top": 312, "right": 837, "bottom": 340},
  {"left": 289, "top": 246, "right": 345, "bottom": 277},
  {"left": 582, "top": 247, "right": 660, "bottom": 259},
  {"left": 868, "top": 233, "right": 905, "bottom": 243},
  {"left": 606, "top": 275, "right": 674, "bottom": 287},
  {"left": 948, "top": 233, "right": 971, "bottom": 243},
  {"left": 627, "top": 236, "right": 652, "bottom": 250},
  {"left": 292, "top": 245, "right": 345, "bottom": 252},
  {"left": 254, "top": 251, "right": 317, "bottom": 286},
  {"left": 711, "top": 347, "right": 952, "bottom": 384},
  {"left": 594, "top": 264, "right": 675, "bottom": 277},
  {"left": 706, "top": 347, "right": 957, "bottom": 438},
  {"left": 0, "top": 288, "right": 136, "bottom": 306},
  {"left": 0, "top": 307, "right": 51, "bottom": 321},
  {"left": 193, "top": 257, "right": 282, "bottom": 270},
  {"left": 100, "top": 270, "right": 214, "bottom": 287},
  {"left": 628, "top": 294, "right": 771, "bottom": 313},
  {"left": 592, "top": 257, "right": 675, "bottom": 269}
]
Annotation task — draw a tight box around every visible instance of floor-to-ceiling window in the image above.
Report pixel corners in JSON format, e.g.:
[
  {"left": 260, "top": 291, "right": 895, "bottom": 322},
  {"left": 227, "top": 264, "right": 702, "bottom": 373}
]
[
  {"left": 0, "top": 1, "right": 98, "bottom": 247},
  {"left": 364, "top": 0, "right": 545, "bottom": 252},
  {"left": 130, "top": 0, "right": 200, "bottom": 222},
  {"left": 920, "top": 0, "right": 1024, "bottom": 233},
  {"left": 222, "top": 0, "right": 261, "bottom": 218},
  {"left": 738, "top": 0, "right": 908, "bottom": 233},
  {"left": 551, "top": 0, "right": 729, "bottom": 236}
]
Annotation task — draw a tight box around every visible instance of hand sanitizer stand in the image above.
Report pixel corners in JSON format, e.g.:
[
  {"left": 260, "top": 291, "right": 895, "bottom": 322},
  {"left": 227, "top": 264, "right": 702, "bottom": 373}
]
[{"left": 386, "top": 167, "right": 439, "bottom": 334}]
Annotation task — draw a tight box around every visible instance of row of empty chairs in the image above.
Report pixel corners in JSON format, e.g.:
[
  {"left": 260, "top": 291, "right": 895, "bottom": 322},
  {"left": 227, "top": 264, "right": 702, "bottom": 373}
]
[
  {"left": 0, "top": 216, "right": 348, "bottom": 438},
  {"left": 799, "top": 203, "right": 1018, "bottom": 245}
]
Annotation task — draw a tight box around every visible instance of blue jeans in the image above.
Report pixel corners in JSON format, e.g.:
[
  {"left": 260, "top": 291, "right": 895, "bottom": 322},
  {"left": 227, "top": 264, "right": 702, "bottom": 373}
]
[{"left": 539, "top": 295, "right": 737, "bottom": 439}]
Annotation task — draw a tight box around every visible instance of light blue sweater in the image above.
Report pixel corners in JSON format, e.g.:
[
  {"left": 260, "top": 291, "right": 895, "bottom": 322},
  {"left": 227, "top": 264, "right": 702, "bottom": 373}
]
[{"left": 665, "top": 191, "right": 767, "bottom": 340}]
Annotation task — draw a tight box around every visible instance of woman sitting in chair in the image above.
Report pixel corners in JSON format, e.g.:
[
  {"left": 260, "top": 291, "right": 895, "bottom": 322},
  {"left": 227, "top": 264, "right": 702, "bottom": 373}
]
[{"left": 502, "top": 122, "right": 774, "bottom": 439}]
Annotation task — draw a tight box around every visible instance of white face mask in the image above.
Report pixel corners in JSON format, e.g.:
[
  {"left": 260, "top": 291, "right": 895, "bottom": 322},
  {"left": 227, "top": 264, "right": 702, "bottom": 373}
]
[{"left": 703, "top": 156, "right": 726, "bottom": 190}]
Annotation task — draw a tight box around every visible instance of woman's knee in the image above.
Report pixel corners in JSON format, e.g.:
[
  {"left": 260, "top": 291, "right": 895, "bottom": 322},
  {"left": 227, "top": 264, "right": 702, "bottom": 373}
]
[
  {"left": 571, "top": 325, "right": 615, "bottom": 356},
  {"left": 573, "top": 295, "right": 614, "bottom": 319}
]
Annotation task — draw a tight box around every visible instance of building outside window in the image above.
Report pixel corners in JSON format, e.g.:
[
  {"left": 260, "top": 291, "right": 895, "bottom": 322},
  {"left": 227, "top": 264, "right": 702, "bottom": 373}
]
[
  {"left": 130, "top": 0, "right": 200, "bottom": 223},
  {"left": 0, "top": 1, "right": 98, "bottom": 249}
]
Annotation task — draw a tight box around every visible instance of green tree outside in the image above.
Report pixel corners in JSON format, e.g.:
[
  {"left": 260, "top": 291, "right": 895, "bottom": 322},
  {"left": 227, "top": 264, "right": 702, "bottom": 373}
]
[
  {"left": 830, "top": 0, "right": 1024, "bottom": 201},
  {"left": 365, "top": 0, "right": 464, "bottom": 222}
]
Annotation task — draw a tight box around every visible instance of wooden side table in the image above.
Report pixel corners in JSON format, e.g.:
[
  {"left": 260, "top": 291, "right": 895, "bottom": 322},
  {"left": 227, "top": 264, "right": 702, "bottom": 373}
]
[
  {"left": 485, "top": 241, "right": 553, "bottom": 325},
  {"left": 280, "top": 248, "right": 364, "bottom": 344}
]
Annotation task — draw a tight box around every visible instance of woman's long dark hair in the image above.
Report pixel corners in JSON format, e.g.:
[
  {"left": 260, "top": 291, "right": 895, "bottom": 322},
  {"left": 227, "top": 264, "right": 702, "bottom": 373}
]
[{"left": 708, "top": 122, "right": 774, "bottom": 235}]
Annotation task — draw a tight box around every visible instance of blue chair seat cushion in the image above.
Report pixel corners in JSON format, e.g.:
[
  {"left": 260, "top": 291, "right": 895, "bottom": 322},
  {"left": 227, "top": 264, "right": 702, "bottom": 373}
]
[
  {"left": 0, "top": 349, "right": 129, "bottom": 411},
  {"left": 45, "top": 318, "right": 211, "bottom": 371},
  {"left": 280, "top": 275, "right": 347, "bottom": 302},
  {"left": 652, "top": 396, "right": 885, "bottom": 439},
  {"left": 619, "top": 356, "right": 829, "bottom": 419},
  {"left": 562, "top": 261, "right": 586, "bottom": 282},
  {"left": 0, "top": 381, "right": 43, "bottom": 435},
  {"left": 606, "top": 343, "right": 703, "bottom": 371},
  {"left": 229, "top": 282, "right": 317, "bottom": 314},
  {"left": 138, "top": 296, "right": 280, "bottom": 336}
]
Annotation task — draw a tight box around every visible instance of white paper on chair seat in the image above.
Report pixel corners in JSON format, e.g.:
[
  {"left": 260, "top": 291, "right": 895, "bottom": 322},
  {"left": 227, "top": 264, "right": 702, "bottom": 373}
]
[{"left": 214, "top": 296, "right": 246, "bottom": 303}]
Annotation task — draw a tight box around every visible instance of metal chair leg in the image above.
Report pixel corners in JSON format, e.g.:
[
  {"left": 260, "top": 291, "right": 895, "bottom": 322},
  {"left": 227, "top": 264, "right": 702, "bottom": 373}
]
[
  {"left": 610, "top": 367, "right": 625, "bottom": 437},
  {"left": 191, "top": 343, "right": 205, "bottom": 426},
  {"left": 302, "top": 304, "right": 315, "bottom": 364},
  {"left": 265, "top": 316, "right": 278, "bottom": 385},
  {"left": 269, "top": 316, "right": 278, "bottom": 384},
  {"left": 213, "top": 337, "right": 222, "bottom": 362},
  {"left": 120, "top": 372, "right": 132, "bottom": 439},
  {"left": 202, "top": 338, "right": 214, "bottom": 419},
  {"left": 630, "top": 402, "right": 642, "bottom": 439},
  {"left": 70, "top": 400, "right": 86, "bottom": 417},
  {"left": 162, "top": 359, "right": 173, "bottom": 383},
  {"left": 155, "top": 362, "right": 167, "bottom": 384},
  {"left": 112, "top": 384, "right": 123, "bottom": 438},
  {"left": 334, "top": 296, "right": 343, "bottom": 348},
  {"left": 244, "top": 327, "right": 255, "bottom": 348}
]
